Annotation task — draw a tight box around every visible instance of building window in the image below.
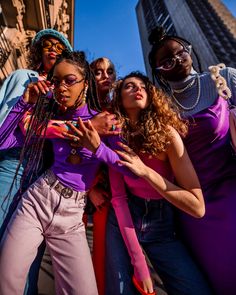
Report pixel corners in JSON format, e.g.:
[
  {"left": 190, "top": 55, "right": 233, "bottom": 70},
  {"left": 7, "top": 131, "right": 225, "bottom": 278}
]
[{"left": 0, "top": 4, "right": 6, "bottom": 27}]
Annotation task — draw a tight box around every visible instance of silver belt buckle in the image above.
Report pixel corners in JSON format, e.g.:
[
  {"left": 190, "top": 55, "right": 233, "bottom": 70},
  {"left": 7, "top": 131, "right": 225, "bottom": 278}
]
[{"left": 61, "top": 187, "right": 73, "bottom": 199}]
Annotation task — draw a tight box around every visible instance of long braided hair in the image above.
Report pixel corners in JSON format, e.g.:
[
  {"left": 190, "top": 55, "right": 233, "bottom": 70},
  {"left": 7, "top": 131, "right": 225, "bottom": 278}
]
[
  {"left": 1, "top": 92, "right": 57, "bottom": 212},
  {"left": 148, "top": 26, "right": 202, "bottom": 95},
  {"left": 3, "top": 51, "right": 100, "bottom": 208}
]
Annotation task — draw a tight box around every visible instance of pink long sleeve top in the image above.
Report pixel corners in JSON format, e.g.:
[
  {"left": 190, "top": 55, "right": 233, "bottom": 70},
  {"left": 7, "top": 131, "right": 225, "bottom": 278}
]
[{"left": 109, "top": 153, "right": 174, "bottom": 281}]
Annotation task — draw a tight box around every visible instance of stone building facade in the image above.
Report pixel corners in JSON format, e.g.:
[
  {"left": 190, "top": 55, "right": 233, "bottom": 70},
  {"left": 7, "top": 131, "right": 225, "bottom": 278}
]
[{"left": 0, "top": 0, "right": 74, "bottom": 85}]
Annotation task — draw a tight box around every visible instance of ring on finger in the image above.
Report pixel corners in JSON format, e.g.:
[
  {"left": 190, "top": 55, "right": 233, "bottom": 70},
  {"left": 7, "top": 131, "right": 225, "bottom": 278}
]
[
  {"left": 73, "top": 137, "right": 78, "bottom": 142},
  {"left": 111, "top": 124, "right": 116, "bottom": 131}
]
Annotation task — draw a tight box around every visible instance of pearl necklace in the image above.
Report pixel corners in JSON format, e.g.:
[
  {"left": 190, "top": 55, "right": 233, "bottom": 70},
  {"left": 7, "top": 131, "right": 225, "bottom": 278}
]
[{"left": 171, "top": 75, "right": 201, "bottom": 111}]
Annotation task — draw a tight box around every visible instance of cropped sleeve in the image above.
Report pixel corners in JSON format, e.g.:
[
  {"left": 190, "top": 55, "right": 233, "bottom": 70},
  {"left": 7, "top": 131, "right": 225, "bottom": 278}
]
[{"left": 109, "top": 166, "right": 150, "bottom": 281}]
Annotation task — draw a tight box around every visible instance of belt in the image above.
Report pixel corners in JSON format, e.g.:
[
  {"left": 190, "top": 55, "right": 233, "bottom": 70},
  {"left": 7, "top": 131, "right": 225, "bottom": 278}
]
[{"left": 44, "top": 170, "right": 87, "bottom": 200}]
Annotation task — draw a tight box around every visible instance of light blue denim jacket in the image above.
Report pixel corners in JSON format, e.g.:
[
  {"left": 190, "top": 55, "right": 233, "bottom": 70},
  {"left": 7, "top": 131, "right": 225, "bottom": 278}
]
[{"left": 0, "top": 69, "right": 38, "bottom": 127}]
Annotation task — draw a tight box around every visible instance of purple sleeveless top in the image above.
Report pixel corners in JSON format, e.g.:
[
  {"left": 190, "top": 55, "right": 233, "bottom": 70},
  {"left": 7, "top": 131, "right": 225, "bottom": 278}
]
[
  {"left": 183, "top": 96, "right": 236, "bottom": 192},
  {"left": 180, "top": 96, "right": 236, "bottom": 295}
]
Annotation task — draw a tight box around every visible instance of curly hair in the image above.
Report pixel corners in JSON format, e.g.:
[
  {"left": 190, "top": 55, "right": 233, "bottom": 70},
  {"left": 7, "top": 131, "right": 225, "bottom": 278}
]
[
  {"left": 27, "top": 36, "right": 70, "bottom": 73},
  {"left": 27, "top": 37, "right": 45, "bottom": 72},
  {"left": 111, "top": 72, "right": 188, "bottom": 156}
]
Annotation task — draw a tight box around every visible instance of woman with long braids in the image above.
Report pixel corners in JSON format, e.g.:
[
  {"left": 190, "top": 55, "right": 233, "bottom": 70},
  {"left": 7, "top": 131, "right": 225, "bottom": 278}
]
[
  {"left": 0, "top": 51, "right": 135, "bottom": 295},
  {"left": 0, "top": 31, "right": 117, "bottom": 233},
  {"left": 0, "top": 33, "right": 118, "bottom": 294},
  {"left": 0, "top": 28, "right": 73, "bottom": 294},
  {"left": 148, "top": 26, "right": 236, "bottom": 295},
  {"left": 0, "top": 29, "right": 72, "bottom": 227}
]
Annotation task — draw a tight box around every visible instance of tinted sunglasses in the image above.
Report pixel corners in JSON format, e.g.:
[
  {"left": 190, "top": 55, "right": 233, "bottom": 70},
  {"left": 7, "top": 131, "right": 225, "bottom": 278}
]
[{"left": 42, "top": 39, "right": 65, "bottom": 54}]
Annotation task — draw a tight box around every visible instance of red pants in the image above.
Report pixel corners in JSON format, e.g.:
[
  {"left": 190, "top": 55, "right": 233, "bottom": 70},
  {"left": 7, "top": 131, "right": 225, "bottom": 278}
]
[
  {"left": 84, "top": 202, "right": 110, "bottom": 295},
  {"left": 93, "top": 203, "right": 110, "bottom": 295}
]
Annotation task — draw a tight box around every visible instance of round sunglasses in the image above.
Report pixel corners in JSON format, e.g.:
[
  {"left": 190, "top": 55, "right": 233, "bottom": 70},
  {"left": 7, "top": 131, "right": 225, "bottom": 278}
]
[
  {"left": 42, "top": 39, "right": 65, "bottom": 55},
  {"left": 156, "top": 45, "right": 192, "bottom": 71}
]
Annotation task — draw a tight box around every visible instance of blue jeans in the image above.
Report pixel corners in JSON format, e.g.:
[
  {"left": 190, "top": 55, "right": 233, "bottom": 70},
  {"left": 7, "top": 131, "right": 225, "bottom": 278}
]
[
  {"left": 105, "top": 194, "right": 213, "bottom": 295},
  {"left": 0, "top": 148, "right": 24, "bottom": 226},
  {"left": 0, "top": 147, "right": 45, "bottom": 295}
]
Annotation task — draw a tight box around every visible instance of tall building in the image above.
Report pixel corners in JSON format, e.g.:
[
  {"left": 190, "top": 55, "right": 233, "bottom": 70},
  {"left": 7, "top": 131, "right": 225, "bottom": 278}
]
[
  {"left": 0, "top": 0, "right": 74, "bottom": 85},
  {"left": 136, "top": 0, "right": 236, "bottom": 77}
]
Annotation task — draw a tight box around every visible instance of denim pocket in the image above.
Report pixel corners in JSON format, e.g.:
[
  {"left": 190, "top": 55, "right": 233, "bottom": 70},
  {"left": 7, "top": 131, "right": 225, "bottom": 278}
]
[{"left": 128, "top": 194, "right": 176, "bottom": 243}]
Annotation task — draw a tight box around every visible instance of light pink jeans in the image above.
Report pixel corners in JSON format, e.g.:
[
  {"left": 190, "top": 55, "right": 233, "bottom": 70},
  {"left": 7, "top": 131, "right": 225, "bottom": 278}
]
[{"left": 0, "top": 171, "right": 98, "bottom": 295}]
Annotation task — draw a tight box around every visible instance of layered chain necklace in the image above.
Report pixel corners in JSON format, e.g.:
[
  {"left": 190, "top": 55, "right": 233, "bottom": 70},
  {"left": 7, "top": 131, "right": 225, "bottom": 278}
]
[{"left": 171, "top": 75, "right": 201, "bottom": 111}]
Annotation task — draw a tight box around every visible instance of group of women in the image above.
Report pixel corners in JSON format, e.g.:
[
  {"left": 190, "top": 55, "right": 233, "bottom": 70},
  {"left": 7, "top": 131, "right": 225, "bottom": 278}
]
[{"left": 0, "top": 25, "right": 235, "bottom": 295}]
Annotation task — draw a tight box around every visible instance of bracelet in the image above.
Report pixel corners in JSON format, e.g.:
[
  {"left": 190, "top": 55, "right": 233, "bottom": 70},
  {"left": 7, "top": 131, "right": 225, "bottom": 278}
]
[{"left": 208, "top": 64, "right": 232, "bottom": 100}]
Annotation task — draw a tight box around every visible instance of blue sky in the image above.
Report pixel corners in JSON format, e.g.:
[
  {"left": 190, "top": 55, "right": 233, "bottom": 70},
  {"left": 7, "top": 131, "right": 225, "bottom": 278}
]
[{"left": 74, "top": 0, "right": 236, "bottom": 78}]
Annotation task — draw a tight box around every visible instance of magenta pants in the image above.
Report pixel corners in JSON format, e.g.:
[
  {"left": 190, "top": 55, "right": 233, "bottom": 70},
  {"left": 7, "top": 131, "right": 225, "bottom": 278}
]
[{"left": 0, "top": 171, "right": 98, "bottom": 295}]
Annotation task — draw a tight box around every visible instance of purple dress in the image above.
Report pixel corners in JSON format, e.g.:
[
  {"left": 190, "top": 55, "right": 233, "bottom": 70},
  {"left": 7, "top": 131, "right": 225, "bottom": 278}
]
[{"left": 179, "top": 96, "right": 236, "bottom": 295}]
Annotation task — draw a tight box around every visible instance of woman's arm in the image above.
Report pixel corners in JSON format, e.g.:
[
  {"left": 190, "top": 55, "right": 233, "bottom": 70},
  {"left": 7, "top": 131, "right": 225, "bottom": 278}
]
[
  {"left": 109, "top": 167, "right": 154, "bottom": 293},
  {"left": 20, "top": 113, "right": 120, "bottom": 140},
  {"left": 0, "top": 69, "right": 38, "bottom": 128},
  {"left": 0, "top": 96, "right": 33, "bottom": 149},
  {"left": 63, "top": 118, "right": 137, "bottom": 177},
  {"left": 19, "top": 80, "right": 70, "bottom": 139},
  {"left": 116, "top": 127, "right": 205, "bottom": 218},
  {"left": 19, "top": 107, "right": 119, "bottom": 140},
  {"left": 19, "top": 109, "right": 68, "bottom": 138}
]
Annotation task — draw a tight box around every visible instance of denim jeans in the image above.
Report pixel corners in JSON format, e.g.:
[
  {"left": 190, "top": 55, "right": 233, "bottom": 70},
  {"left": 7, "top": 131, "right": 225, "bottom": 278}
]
[
  {"left": 0, "top": 148, "right": 24, "bottom": 227},
  {"left": 0, "top": 172, "right": 97, "bottom": 295},
  {"left": 105, "top": 194, "right": 213, "bottom": 295},
  {"left": 0, "top": 147, "right": 44, "bottom": 295}
]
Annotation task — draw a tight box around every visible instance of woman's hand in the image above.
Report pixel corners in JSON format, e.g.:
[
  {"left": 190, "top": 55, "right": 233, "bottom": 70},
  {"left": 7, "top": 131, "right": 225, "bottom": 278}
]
[
  {"left": 88, "top": 186, "right": 109, "bottom": 211},
  {"left": 23, "top": 80, "right": 51, "bottom": 104},
  {"left": 63, "top": 117, "right": 101, "bottom": 153},
  {"left": 142, "top": 277, "right": 154, "bottom": 294},
  {"left": 133, "top": 275, "right": 155, "bottom": 294},
  {"left": 91, "top": 111, "right": 121, "bottom": 136},
  {"left": 116, "top": 142, "right": 148, "bottom": 177}
]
